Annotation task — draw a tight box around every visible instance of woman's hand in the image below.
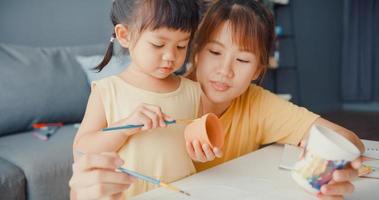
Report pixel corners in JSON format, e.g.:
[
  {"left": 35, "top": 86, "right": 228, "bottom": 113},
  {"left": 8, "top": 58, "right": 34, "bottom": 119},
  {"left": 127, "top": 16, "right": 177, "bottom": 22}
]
[
  {"left": 316, "top": 157, "right": 362, "bottom": 200},
  {"left": 69, "top": 152, "right": 136, "bottom": 200},
  {"left": 186, "top": 140, "right": 223, "bottom": 162}
]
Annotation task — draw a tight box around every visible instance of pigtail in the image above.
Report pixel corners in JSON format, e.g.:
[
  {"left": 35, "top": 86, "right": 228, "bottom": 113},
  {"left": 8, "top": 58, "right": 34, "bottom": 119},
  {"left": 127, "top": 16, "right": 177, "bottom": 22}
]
[{"left": 93, "top": 33, "right": 116, "bottom": 72}]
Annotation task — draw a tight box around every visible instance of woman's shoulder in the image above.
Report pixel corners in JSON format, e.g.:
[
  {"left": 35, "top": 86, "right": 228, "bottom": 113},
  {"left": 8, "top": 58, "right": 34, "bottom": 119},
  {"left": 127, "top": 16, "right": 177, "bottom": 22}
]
[
  {"left": 237, "top": 84, "right": 287, "bottom": 107},
  {"left": 240, "top": 84, "right": 269, "bottom": 99}
]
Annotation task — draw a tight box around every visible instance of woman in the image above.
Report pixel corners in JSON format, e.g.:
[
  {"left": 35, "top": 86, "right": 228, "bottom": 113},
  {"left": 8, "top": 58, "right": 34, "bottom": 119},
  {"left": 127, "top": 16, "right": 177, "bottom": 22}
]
[{"left": 70, "top": 1, "right": 364, "bottom": 199}]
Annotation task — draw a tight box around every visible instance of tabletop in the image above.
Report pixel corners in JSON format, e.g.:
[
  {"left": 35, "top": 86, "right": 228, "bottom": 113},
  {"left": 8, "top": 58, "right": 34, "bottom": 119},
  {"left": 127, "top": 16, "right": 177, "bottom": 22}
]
[{"left": 132, "top": 144, "right": 379, "bottom": 200}]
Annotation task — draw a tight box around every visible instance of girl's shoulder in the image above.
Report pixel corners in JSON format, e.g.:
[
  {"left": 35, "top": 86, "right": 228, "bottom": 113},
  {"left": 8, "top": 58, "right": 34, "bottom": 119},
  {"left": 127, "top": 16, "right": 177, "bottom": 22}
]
[
  {"left": 179, "top": 76, "right": 201, "bottom": 90},
  {"left": 90, "top": 75, "right": 123, "bottom": 92},
  {"left": 91, "top": 75, "right": 117, "bottom": 84}
]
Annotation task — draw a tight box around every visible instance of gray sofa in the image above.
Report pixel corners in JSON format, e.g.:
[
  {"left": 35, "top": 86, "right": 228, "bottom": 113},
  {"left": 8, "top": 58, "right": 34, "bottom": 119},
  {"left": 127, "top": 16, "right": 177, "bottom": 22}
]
[
  {"left": 0, "top": 1, "right": 113, "bottom": 199},
  {"left": 0, "top": 44, "right": 109, "bottom": 200}
]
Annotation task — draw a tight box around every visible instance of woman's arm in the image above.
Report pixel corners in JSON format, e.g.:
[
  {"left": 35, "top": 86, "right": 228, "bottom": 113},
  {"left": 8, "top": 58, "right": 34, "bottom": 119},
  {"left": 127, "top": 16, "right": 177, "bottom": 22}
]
[
  {"left": 301, "top": 117, "right": 365, "bottom": 200},
  {"left": 301, "top": 117, "right": 365, "bottom": 153},
  {"left": 69, "top": 152, "right": 135, "bottom": 200}
]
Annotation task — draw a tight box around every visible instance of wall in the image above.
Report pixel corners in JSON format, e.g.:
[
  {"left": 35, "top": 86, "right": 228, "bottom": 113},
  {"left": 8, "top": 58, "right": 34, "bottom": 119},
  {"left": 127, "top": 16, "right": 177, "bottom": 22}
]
[
  {"left": 0, "top": 0, "right": 112, "bottom": 47},
  {"left": 293, "top": 0, "right": 343, "bottom": 113}
]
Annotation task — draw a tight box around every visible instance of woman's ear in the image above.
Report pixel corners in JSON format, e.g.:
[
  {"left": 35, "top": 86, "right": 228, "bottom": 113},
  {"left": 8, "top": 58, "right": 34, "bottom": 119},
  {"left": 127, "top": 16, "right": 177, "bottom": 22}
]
[
  {"left": 115, "top": 24, "right": 131, "bottom": 48},
  {"left": 251, "top": 67, "right": 263, "bottom": 81},
  {"left": 194, "top": 54, "right": 198, "bottom": 64}
]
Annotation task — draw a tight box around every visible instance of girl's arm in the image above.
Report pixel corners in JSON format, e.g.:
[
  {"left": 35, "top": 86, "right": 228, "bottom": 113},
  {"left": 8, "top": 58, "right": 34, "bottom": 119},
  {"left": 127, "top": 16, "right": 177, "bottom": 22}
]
[
  {"left": 73, "top": 87, "right": 169, "bottom": 160},
  {"left": 73, "top": 87, "right": 130, "bottom": 160},
  {"left": 301, "top": 117, "right": 365, "bottom": 153}
]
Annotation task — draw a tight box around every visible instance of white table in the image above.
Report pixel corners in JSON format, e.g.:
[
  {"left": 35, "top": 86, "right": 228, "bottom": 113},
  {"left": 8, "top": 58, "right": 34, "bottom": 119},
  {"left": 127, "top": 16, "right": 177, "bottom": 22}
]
[{"left": 132, "top": 144, "right": 378, "bottom": 200}]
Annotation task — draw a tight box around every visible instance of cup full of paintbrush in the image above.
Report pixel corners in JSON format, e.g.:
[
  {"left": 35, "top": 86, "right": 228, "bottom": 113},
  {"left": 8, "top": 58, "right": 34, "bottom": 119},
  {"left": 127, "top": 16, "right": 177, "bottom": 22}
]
[{"left": 184, "top": 113, "right": 225, "bottom": 149}]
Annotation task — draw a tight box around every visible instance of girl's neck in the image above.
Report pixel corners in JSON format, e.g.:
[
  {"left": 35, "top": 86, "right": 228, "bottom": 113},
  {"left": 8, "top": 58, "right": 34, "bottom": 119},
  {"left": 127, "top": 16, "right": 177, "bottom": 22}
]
[
  {"left": 120, "top": 64, "right": 180, "bottom": 93},
  {"left": 200, "top": 94, "right": 232, "bottom": 118}
]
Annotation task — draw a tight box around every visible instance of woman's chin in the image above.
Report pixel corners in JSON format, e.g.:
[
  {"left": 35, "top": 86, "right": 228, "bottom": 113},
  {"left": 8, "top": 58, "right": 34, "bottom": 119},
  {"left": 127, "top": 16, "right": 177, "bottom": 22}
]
[{"left": 208, "top": 93, "right": 234, "bottom": 105}]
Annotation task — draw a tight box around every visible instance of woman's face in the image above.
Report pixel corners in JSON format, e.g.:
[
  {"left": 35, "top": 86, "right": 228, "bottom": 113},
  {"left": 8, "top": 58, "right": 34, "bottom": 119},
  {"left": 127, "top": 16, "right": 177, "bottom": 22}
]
[{"left": 195, "top": 22, "right": 260, "bottom": 104}]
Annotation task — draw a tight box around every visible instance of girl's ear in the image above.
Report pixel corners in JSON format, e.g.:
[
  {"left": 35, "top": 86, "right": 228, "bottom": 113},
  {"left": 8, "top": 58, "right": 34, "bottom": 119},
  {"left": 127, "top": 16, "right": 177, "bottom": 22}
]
[{"left": 115, "top": 24, "right": 131, "bottom": 48}]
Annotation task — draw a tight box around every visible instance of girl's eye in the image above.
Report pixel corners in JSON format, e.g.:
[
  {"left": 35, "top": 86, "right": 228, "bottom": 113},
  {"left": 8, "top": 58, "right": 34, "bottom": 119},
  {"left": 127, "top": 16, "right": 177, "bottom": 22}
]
[
  {"left": 151, "top": 43, "right": 164, "bottom": 48},
  {"left": 209, "top": 49, "right": 221, "bottom": 55},
  {"left": 237, "top": 58, "right": 250, "bottom": 63},
  {"left": 177, "top": 45, "right": 187, "bottom": 50}
]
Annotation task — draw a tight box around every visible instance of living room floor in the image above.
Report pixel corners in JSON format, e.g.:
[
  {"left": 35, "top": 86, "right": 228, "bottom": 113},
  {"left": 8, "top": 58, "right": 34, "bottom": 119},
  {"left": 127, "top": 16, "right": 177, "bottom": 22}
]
[{"left": 322, "top": 111, "right": 379, "bottom": 141}]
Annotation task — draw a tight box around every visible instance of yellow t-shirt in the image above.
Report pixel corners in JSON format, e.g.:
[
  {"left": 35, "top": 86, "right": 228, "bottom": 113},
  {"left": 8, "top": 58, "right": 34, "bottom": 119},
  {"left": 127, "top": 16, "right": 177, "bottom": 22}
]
[
  {"left": 195, "top": 84, "right": 319, "bottom": 172},
  {"left": 92, "top": 76, "right": 201, "bottom": 199}
]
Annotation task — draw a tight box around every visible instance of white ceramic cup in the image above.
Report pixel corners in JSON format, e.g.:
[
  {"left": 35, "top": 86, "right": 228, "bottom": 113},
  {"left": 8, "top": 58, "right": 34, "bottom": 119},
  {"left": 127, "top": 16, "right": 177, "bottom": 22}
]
[{"left": 291, "top": 125, "right": 360, "bottom": 194}]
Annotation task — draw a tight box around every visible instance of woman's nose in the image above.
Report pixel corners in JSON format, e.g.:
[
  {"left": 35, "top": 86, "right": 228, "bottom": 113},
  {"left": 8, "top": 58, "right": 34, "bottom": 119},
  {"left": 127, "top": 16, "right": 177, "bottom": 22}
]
[{"left": 217, "top": 58, "right": 234, "bottom": 78}]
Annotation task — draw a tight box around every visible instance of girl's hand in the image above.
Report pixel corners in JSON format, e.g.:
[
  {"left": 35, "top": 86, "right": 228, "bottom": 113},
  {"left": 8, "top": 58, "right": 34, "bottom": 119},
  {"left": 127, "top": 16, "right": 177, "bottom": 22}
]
[
  {"left": 112, "top": 103, "right": 170, "bottom": 135},
  {"left": 186, "top": 140, "right": 223, "bottom": 162},
  {"left": 316, "top": 157, "right": 362, "bottom": 200},
  {"left": 69, "top": 152, "right": 136, "bottom": 200}
]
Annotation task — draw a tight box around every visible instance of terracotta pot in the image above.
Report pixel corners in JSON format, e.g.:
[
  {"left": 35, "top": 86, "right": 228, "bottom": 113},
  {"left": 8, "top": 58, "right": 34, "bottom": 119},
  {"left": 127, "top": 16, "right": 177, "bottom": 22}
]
[{"left": 184, "top": 113, "right": 224, "bottom": 149}]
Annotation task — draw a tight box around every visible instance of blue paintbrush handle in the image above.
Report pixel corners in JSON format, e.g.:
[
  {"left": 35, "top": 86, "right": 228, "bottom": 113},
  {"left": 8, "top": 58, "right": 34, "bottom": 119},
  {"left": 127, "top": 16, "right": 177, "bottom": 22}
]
[
  {"left": 118, "top": 167, "right": 160, "bottom": 185},
  {"left": 102, "top": 124, "right": 144, "bottom": 131},
  {"left": 102, "top": 120, "right": 176, "bottom": 132}
]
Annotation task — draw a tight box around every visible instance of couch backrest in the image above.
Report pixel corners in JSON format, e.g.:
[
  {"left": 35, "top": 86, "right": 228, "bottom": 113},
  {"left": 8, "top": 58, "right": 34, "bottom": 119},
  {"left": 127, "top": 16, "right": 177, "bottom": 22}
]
[
  {"left": 0, "top": 0, "right": 115, "bottom": 136},
  {"left": 0, "top": 44, "right": 110, "bottom": 136}
]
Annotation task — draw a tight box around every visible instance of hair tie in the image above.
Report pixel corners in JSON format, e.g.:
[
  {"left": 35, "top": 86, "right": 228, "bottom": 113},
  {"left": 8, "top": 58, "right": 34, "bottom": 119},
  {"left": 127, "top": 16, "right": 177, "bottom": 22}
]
[{"left": 110, "top": 33, "right": 116, "bottom": 43}]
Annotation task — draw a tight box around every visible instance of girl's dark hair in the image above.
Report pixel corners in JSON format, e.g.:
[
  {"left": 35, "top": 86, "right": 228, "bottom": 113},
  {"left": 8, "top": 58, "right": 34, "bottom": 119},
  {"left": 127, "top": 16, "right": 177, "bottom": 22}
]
[
  {"left": 190, "top": 0, "right": 275, "bottom": 81},
  {"left": 94, "top": 0, "right": 200, "bottom": 72}
]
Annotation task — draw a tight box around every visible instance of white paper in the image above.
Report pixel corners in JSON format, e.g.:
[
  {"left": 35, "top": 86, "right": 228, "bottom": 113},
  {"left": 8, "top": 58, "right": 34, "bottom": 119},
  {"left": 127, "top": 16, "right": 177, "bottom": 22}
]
[
  {"left": 134, "top": 177, "right": 316, "bottom": 200},
  {"left": 279, "top": 144, "right": 302, "bottom": 170},
  {"left": 363, "top": 139, "right": 379, "bottom": 159}
]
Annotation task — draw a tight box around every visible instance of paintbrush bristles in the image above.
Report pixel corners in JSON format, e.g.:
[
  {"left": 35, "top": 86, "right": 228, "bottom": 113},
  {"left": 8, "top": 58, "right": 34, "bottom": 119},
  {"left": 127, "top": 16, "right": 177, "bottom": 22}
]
[{"left": 160, "top": 182, "right": 191, "bottom": 196}]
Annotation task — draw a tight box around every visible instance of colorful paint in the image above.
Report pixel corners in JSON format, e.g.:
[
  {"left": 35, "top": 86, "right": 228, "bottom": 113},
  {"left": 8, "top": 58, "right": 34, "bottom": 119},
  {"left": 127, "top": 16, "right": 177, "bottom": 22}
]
[{"left": 293, "top": 148, "right": 347, "bottom": 191}]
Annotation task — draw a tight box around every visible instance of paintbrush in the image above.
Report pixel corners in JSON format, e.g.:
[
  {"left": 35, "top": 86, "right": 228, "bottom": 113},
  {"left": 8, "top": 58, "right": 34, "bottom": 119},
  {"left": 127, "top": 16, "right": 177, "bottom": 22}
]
[
  {"left": 74, "top": 151, "right": 191, "bottom": 195},
  {"left": 117, "top": 167, "right": 191, "bottom": 196},
  {"left": 102, "top": 119, "right": 193, "bottom": 132}
]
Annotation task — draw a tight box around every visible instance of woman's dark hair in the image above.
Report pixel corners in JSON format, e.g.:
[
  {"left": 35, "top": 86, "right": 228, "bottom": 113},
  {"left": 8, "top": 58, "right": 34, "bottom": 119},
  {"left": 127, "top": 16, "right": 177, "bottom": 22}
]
[
  {"left": 94, "top": 0, "right": 200, "bottom": 72},
  {"left": 190, "top": 0, "right": 275, "bottom": 81}
]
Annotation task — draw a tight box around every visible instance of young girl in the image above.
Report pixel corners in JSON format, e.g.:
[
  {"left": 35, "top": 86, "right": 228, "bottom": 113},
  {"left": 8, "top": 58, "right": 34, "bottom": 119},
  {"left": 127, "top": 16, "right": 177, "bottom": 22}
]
[
  {"left": 72, "top": 0, "right": 200, "bottom": 198},
  {"left": 186, "top": 0, "right": 364, "bottom": 199}
]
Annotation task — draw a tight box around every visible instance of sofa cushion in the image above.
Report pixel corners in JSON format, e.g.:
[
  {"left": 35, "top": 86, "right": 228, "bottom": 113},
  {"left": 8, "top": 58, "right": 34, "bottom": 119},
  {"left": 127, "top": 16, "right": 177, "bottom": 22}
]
[
  {"left": 0, "top": 125, "right": 77, "bottom": 200},
  {"left": 0, "top": 157, "right": 26, "bottom": 200},
  {"left": 0, "top": 44, "right": 91, "bottom": 136},
  {"left": 76, "top": 54, "right": 130, "bottom": 84}
]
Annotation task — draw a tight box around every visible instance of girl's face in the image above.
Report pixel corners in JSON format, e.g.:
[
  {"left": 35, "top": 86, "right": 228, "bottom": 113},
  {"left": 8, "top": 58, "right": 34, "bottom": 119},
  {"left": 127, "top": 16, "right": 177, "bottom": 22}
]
[
  {"left": 195, "top": 22, "right": 260, "bottom": 104},
  {"left": 129, "top": 28, "right": 190, "bottom": 79}
]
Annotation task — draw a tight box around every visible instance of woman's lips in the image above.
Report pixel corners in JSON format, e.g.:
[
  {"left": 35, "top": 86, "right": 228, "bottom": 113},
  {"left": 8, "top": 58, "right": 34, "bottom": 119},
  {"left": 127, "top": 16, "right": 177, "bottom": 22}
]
[{"left": 210, "top": 81, "right": 230, "bottom": 92}]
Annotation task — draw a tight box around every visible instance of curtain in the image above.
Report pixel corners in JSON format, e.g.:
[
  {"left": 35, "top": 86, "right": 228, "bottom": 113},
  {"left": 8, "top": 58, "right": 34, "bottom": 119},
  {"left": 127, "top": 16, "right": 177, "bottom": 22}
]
[{"left": 341, "top": 0, "right": 379, "bottom": 102}]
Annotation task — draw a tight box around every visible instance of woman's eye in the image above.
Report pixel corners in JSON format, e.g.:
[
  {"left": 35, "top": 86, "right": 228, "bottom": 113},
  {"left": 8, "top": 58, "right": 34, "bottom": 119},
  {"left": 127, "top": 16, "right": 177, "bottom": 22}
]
[
  {"left": 237, "top": 58, "right": 250, "bottom": 63},
  {"left": 151, "top": 43, "right": 164, "bottom": 48},
  {"left": 209, "top": 49, "right": 221, "bottom": 55}
]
